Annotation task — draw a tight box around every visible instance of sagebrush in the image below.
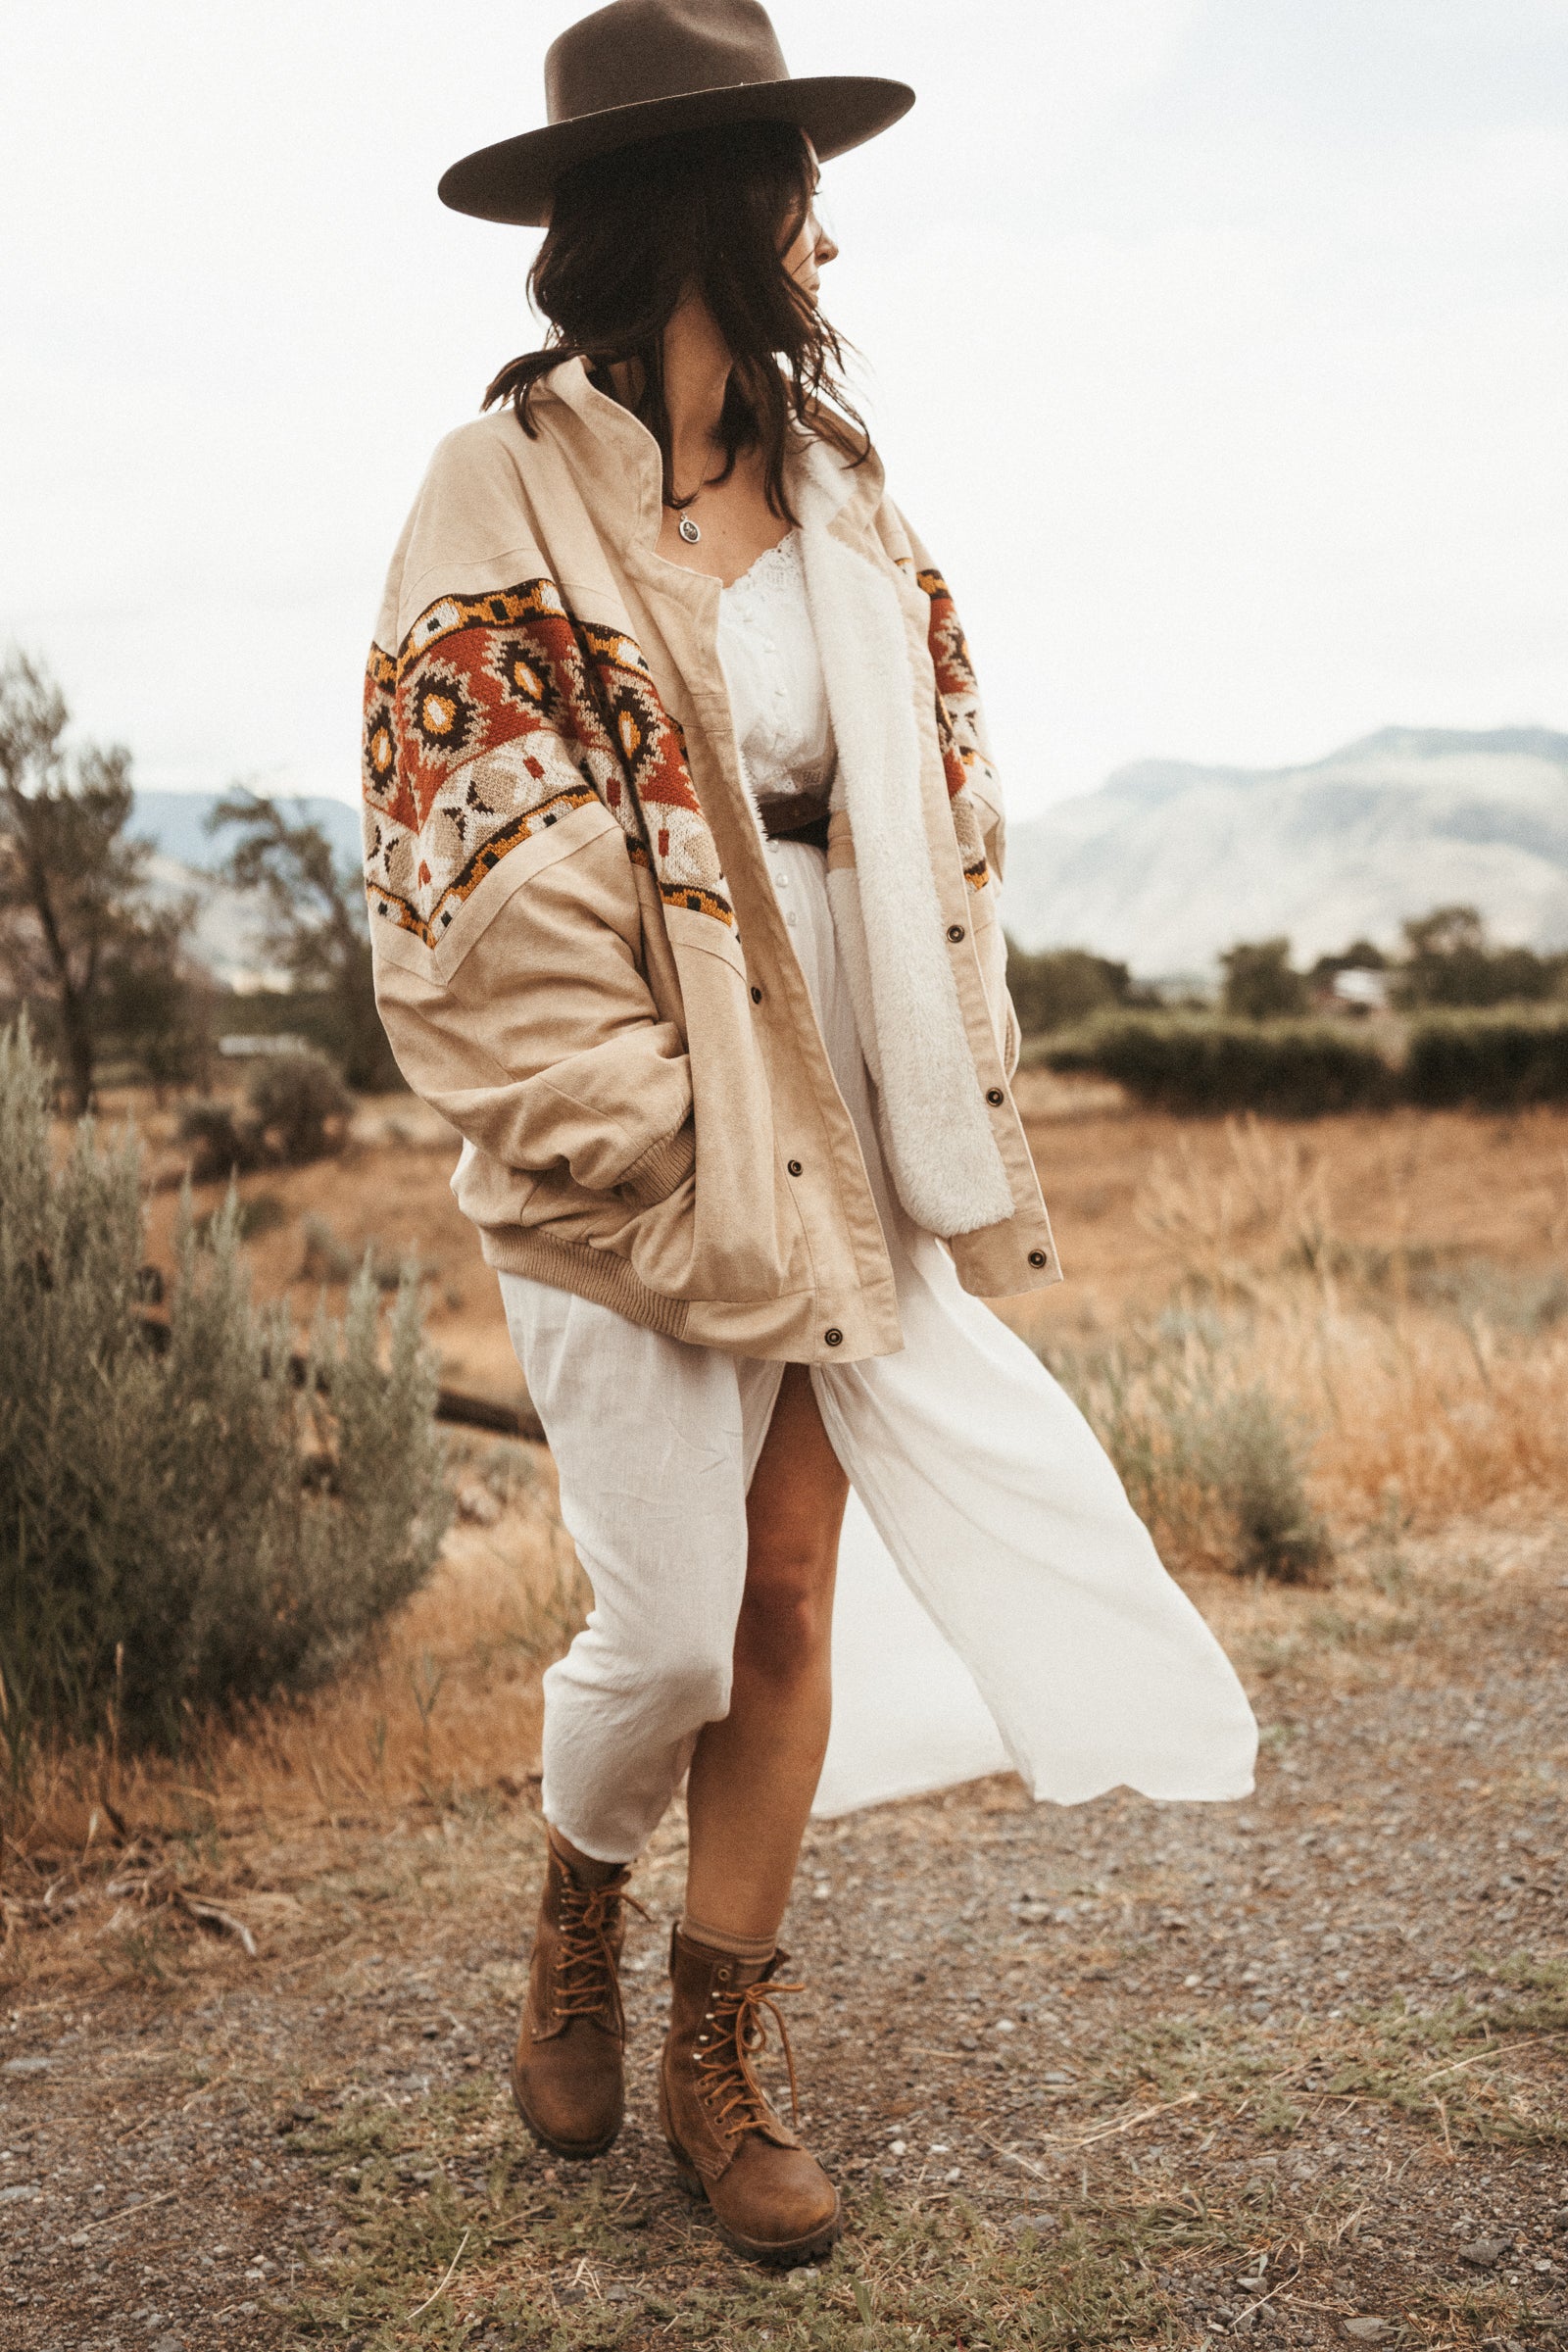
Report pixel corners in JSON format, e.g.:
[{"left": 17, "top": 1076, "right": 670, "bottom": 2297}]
[
  {"left": 178, "top": 1047, "right": 351, "bottom": 1178},
  {"left": 1044, "top": 1308, "right": 1332, "bottom": 1584},
  {"left": 0, "top": 1025, "right": 449, "bottom": 1779}
]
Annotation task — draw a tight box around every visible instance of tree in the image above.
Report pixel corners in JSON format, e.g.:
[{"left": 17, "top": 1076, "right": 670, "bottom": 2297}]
[
  {"left": 0, "top": 651, "right": 191, "bottom": 1112},
  {"left": 1393, "top": 904, "right": 1563, "bottom": 1010},
  {"left": 207, "top": 789, "right": 397, "bottom": 1090},
  {"left": 1220, "top": 937, "right": 1309, "bottom": 1022},
  {"left": 104, "top": 905, "right": 217, "bottom": 1100},
  {"left": 1004, "top": 941, "right": 1143, "bottom": 1036},
  {"left": 1308, "top": 938, "right": 1388, "bottom": 984}
]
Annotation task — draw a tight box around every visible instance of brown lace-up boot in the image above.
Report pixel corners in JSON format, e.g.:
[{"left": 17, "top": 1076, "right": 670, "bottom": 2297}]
[
  {"left": 658, "top": 1925, "right": 842, "bottom": 2269},
  {"left": 512, "top": 1829, "right": 644, "bottom": 2160}
]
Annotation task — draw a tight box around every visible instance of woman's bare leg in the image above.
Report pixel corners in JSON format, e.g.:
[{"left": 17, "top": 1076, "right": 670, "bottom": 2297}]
[{"left": 683, "top": 1364, "right": 849, "bottom": 1943}]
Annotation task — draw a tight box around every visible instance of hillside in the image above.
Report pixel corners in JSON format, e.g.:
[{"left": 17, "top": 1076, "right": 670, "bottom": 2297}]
[
  {"left": 1003, "top": 726, "right": 1568, "bottom": 975},
  {"left": 129, "top": 730, "right": 1568, "bottom": 991},
  {"left": 131, "top": 789, "right": 362, "bottom": 874}
]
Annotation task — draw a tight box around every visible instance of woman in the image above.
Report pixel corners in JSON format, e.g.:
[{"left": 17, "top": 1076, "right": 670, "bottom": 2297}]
[{"left": 365, "top": 0, "right": 1256, "bottom": 2271}]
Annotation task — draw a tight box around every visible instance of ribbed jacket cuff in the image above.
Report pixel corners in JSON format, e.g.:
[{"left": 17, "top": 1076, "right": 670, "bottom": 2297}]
[{"left": 617, "top": 1121, "right": 697, "bottom": 1210}]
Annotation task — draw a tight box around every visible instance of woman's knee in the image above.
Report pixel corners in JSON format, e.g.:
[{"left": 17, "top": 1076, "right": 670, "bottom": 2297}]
[
  {"left": 735, "top": 1544, "right": 836, "bottom": 1677},
  {"left": 553, "top": 1603, "right": 735, "bottom": 1730}
]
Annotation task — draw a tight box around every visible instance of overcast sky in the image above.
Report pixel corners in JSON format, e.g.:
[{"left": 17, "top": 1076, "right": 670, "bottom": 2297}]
[{"left": 3, "top": 1, "right": 1564, "bottom": 822}]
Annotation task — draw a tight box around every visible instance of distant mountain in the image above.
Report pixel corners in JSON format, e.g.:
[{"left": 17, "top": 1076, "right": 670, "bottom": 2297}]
[
  {"left": 131, "top": 790, "right": 362, "bottom": 874},
  {"left": 1002, "top": 727, "right": 1568, "bottom": 977},
  {"left": 133, "top": 737, "right": 1568, "bottom": 993},
  {"left": 130, "top": 791, "right": 363, "bottom": 993}
]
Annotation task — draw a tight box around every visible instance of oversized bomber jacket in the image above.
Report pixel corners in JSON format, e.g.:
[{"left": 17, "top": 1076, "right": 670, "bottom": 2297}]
[{"left": 363, "top": 356, "right": 1059, "bottom": 1363}]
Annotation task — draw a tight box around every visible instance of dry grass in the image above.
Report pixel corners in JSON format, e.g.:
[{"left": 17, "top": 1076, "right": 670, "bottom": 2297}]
[
  {"left": 1004, "top": 1102, "right": 1568, "bottom": 1562},
  {"left": 10, "top": 1091, "right": 1566, "bottom": 1862}
]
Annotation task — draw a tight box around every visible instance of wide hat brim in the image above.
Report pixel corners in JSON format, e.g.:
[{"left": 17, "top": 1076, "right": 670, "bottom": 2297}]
[{"left": 438, "top": 74, "right": 914, "bottom": 225}]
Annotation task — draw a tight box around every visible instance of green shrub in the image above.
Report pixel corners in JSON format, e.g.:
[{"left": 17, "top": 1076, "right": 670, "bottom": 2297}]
[
  {"left": 1402, "top": 1009, "right": 1568, "bottom": 1108},
  {"left": 177, "top": 1096, "right": 265, "bottom": 1180},
  {"left": 0, "top": 1024, "right": 449, "bottom": 1775},
  {"left": 178, "top": 1049, "right": 352, "bottom": 1179},
  {"left": 1040, "top": 1013, "right": 1395, "bottom": 1116},
  {"left": 1047, "top": 1313, "right": 1331, "bottom": 1584},
  {"left": 299, "top": 1212, "right": 430, "bottom": 1293},
  {"left": 246, "top": 1049, "right": 352, "bottom": 1161}
]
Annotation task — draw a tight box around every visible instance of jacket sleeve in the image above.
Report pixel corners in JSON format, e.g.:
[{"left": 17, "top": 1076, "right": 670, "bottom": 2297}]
[
  {"left": 873, "top": 498, "right": 1023, "bottom": 1082},
  {"left": 369, "top": 811, "right": 696, "bottom": 1210},
  {"left": 875, "top": 502, "right": 1010, "bottom": 887},
  {"left": 361, "top": 423, "right": 695, "bottom": 1209}
]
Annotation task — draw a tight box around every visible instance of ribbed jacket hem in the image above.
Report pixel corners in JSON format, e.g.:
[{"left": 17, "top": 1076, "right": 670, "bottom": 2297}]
[
  {"left": 617, "top": 1122, "right": 696, "bottom": 1210},
  {"left": 479, "top": 1230, "right": 691, "bottom": 1339}
]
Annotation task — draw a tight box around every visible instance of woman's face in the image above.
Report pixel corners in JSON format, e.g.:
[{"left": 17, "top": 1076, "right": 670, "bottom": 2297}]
[{"left": 782, "top": 164, "right": 838, "bottom": 306}]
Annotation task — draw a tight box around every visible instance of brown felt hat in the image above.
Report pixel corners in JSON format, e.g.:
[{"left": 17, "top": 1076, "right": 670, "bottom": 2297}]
[{"left": 438, "top": 0, "right": 914, "bottom": 226}]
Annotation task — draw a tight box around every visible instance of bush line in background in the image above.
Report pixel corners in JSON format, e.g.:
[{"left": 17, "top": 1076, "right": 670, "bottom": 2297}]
[
  {"left": 1400, "top": 1009, "right": 1568, "bottom": 1109},
  {"left": 1031, "top": 1009, "right": 1568, "bottom": 1116}
]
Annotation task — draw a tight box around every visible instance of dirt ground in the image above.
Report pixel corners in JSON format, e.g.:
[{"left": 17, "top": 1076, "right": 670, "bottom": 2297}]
[{"left": 3, "top": 1092, "right": 1566, "bottom": 2349}]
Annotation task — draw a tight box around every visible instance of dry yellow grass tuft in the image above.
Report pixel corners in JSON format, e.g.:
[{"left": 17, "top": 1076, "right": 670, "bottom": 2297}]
[{"left": 1004, "top": 1103, "right": 1568, "bottom": 1567}]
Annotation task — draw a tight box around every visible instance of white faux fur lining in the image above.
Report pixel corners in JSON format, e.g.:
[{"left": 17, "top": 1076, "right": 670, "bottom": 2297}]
[{"left": 794, "top": 445, "right": 1014, "bottom": 1238}]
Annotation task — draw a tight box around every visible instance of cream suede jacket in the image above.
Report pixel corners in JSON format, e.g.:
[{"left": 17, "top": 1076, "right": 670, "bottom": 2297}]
[{"left": 363, "top": 358, "right": 1058, "bottom": 1362}]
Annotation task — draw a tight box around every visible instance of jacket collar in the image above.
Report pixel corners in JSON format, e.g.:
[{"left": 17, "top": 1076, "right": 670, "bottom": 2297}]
[{"left": 532, "top": 354, "right": 886, "bottom": 552}]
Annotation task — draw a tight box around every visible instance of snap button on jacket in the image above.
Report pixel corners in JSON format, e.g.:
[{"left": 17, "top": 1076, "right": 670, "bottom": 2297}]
[{"left": 362, "top": 359, "right": 1059, "bottom": 1363}]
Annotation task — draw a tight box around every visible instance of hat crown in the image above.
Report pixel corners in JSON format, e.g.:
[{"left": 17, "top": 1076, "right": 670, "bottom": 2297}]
[{"left": 546, "top": 0, "right": 791, "bottom": 126}]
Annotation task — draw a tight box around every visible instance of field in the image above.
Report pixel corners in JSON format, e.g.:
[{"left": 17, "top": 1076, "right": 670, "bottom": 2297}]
[{"left": 2, "top": 1082, "right": 1566, "bottom": 2349}]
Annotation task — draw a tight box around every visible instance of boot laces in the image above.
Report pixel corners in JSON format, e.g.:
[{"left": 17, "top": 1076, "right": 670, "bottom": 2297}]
[
  {"left": 696, "top": 1970, "right": 805, "bottom": 2143},
  {"left": 554, "top": 1876, "right": 648, "bottom": 2034}
]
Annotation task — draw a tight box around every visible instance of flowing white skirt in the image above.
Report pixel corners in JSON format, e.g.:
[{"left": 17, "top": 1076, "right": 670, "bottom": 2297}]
[
  {"left": 502, "top": 838, "right": 1256, "bottom": 1845},
  {"left": 769, "top": 838, "right": 1255, "bottom": 1815}
]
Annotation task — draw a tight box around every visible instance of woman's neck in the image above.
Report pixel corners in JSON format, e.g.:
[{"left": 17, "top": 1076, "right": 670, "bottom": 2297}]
[{"left": 612, "top": 293, "right": 734, "bottom": 505}]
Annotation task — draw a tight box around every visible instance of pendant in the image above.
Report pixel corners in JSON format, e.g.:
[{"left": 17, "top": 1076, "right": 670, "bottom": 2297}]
[{"left": 678, "top": 513, "right": 702, "bottom": 544}]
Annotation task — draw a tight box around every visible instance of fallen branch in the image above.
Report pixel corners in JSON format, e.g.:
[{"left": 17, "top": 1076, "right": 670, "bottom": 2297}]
[
  {"left": 408, "top": 2229, "right": 469, "bottom": 2321},
  {"left": 74, "top": 2188, "right": 178, "bottom": 2239},
  {"left": 135, "top": 1311, "right": 545, "bottom": 1442},
  {"left": 101, "top": 1866, "right": 259, "bottom": 1958},
  {"left": 1046, "top": 2089, "right": 1200, "bottom": 2151},
  {"left": 175, "top": 1894, "right": 257, "bottom": 1958}
]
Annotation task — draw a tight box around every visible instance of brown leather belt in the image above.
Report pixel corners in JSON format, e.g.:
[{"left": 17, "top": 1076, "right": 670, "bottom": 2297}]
[{"left": 755, "top": 786, "right": 831, "bottom": 854}]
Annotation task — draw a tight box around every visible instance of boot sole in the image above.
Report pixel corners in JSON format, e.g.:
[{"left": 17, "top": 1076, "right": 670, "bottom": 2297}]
[
  {"left": 664, "top": 2143, "right": 843, "bottom": 2269},
  {"left": 511, "top": 2071, "right": 622, "bottom": 2163}
]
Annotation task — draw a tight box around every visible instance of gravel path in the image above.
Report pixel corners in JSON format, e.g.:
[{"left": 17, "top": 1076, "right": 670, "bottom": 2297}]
[{"left": 3, "top": 1518, "right": 1565, "bottom": 2349}]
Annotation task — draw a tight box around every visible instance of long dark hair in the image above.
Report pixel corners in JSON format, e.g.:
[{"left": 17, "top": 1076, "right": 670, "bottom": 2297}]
[{"left": 483, "top": 120, "right": 867, "bottom": 524}]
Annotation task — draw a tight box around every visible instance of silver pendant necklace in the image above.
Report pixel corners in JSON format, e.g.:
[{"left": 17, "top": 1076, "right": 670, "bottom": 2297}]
[{"left": 677, "top": 509, "right": 702, "bottom": 544}]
